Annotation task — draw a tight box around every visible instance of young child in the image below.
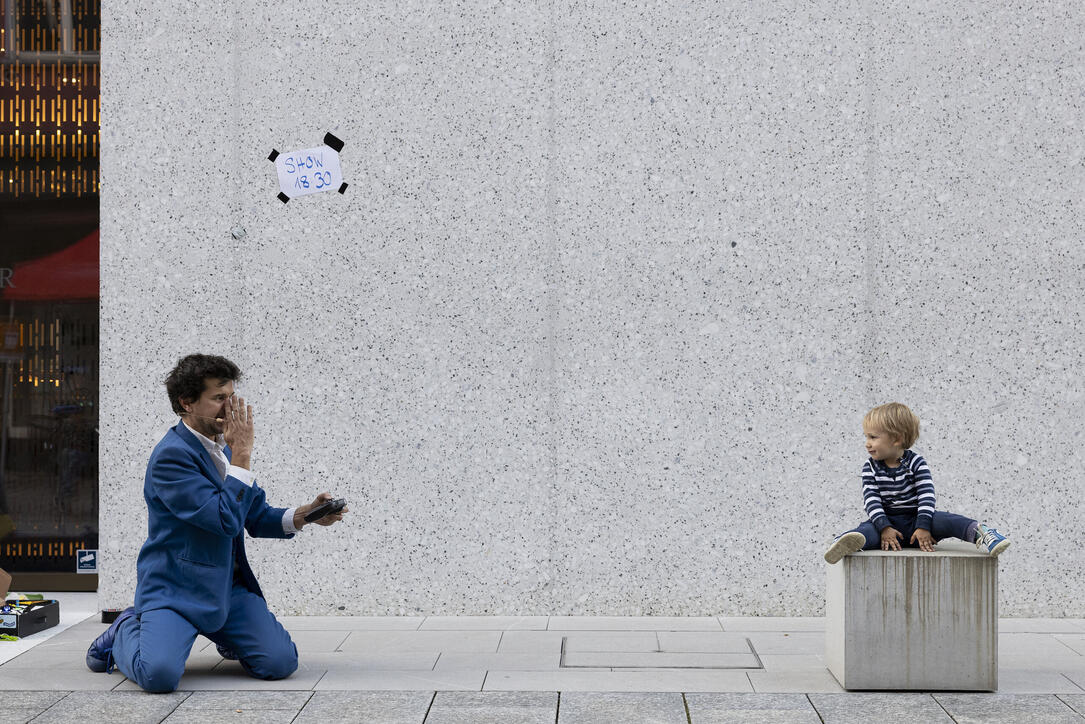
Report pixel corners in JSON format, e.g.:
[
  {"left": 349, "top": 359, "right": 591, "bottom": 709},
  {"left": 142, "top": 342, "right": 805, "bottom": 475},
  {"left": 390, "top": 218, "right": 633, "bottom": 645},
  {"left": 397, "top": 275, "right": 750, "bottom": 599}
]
[{"left": 824, "top": 402, "right": 1009, "bottom": 564}]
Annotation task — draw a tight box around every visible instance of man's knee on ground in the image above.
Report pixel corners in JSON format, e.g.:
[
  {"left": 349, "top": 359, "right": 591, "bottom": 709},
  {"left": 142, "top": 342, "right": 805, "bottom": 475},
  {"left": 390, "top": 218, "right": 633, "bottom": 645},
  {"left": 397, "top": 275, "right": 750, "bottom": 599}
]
[
  {"left": 136, "top": 658, "right": 185, "bottom": 693},
  {"left": 243, "top": 643, "right": 298, "bottom": 680}
]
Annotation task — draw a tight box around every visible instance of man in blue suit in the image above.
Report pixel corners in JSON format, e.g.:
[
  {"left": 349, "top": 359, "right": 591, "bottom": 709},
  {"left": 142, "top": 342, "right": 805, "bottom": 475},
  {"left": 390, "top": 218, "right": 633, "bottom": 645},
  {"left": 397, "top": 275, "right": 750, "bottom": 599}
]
[{"left": 86, "top": 354, "right": 347, "bottom": 692}]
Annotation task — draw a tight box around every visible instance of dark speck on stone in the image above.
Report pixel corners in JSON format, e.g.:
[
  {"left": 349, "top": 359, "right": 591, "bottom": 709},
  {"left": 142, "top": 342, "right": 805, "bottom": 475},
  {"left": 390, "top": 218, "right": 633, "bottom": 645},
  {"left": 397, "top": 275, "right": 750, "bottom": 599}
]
[
  {"left": 731, "top": 241, "right": 737, "bottom": 248},
  {"left": 748, "top": 427, "right": 753, "bottom": 431}
]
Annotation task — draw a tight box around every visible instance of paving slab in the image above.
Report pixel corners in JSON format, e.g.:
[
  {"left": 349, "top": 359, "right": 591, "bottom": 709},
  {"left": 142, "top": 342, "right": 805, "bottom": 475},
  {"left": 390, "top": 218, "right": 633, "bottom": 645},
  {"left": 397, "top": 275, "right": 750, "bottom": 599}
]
[
  {"left": 0, "top": 659, "right": 126, "bottom": 691},
  {"left": 497, "top": 631, "right": 567, "bottom": 654},
  {"left": 999, "top": 633, "right": 1081, "bottom": 656},
  {"left": 563, "top": 632, "right": 659, "bottom": 652},
  {"left": 1001, "top": 619, "right": 1085, "bottom": 633},
  {"left": 1058, "top": 694, "right": 1085, "bottom": 716},
  {"left": 301, "top": 652, "right": 440, "bottom": 670},
  {"left": 657, "top": 632, "right": 752, "bottom": 653},
  {"left": 6, "top": 638, "right": 220, "bottom": 668},
  {"left": 0, "top": 692, "right": 69, "bottom": 708},
  {"left": 314, "top": 668, "right": 484, "bottom": 691},
  {"left": 756, "top": 655, "right": 828, "bottom": 671},
  {"left": 112, "top": 659, "right": 324, "bottom": 691},
  {"left": 29, "top": 691, "right": 189, "bottom": 724},
  {"left": 337, "top": 630, "right": 502, "bottom": 654},
  {"left": 998, "top": 650, "right": 1085, "bottom": 671},
  {"left": 1, "top": 646, "right": 105, "bottom": 667},
  {"left": 934, "top": 693, "right": 1085, "bottom": 724},
  {"left": 1051, "top": 669, "right": 1085, "bottom": 694},
  {"left": 558, "top": 692, "right": 686, "bottom": 724},
  {"left": 277, "top": 616, "right": 424, "bottom": 631},
  {"left": 0, "top": 709, "right": 52, "bottom": 724},
  {"left": 995, "top": 669, "right": 1085, "bottom": 694},
  {"left": 685, "top": 693, "right": 823, "bottom": 724},
  {"left": 175, "top": 691, "right": 313, "bottom": 709},
  {"left": 486, "top": 669, "right": 754, "bottom": 692},
  {"left": 14, "top": 623, "right": 107, "bottom": 654},
  {"left": 433, "top": 652, "right": 561, "bottom": 671},
  {"left": 426, "top": 691, "right": 557, "bottom": 724},
  {"left": 420, "top": 617, "right": 549, "bottom": 631},
  {"left": 292, "top": 691, "right": 433, "bottom": 724},
  {"left": 748, "top": 669, "right": 844, "bottom": 693},
  {"left": 744, "top": 632, "right": 824, "bottom": 655},
  {"left": 0, "top": 692, "right": 70, "bottom": 724},
  {"left": 718, "top": 618, "right": 826, "bottom": 632},
  {"left": 161, "top": 710, "right": 302, "bottom": 724},
  {"left": 563, "top": 652, "right": 757, "bottom": 668},
  {"left": 1056, "top": 635, "right": 1085, "bottom": 656},
  {"left": 549, "top": 617, "right": 722, "bottom": 631},
  {"left": 287, "top": 630, "right": 351, "bottom": 653},
  {"left": 809, "top": 693, "right": 954, "bottom": 723}
]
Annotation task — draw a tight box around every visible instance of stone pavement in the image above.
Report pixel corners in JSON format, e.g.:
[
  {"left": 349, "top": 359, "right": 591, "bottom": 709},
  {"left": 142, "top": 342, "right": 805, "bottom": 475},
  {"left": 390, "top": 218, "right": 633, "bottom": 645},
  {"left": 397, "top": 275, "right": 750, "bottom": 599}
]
[{"left": 1, "top": 615, "right": 1085, "bottom": 722}]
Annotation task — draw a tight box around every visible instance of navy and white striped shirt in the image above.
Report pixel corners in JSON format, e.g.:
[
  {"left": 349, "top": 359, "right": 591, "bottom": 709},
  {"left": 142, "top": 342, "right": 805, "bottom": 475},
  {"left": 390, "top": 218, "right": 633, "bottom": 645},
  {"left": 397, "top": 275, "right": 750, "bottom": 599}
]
[{"left": 862, "top": 450, "right": 936, "bottom": 532}]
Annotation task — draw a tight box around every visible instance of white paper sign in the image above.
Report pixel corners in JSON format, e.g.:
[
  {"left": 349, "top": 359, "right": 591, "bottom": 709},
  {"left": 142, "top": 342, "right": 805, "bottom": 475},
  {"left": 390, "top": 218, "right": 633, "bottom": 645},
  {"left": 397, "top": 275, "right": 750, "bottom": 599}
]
[{"left": 275, "top": 145, "right": 343, "bottom": 199}]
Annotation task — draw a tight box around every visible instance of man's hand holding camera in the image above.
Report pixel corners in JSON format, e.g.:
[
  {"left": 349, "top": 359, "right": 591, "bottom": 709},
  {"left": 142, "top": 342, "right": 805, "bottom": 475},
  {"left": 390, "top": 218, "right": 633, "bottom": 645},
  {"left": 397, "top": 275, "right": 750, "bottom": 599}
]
[{"left": 294, "top": 492, "right": 348, "bottom": 530}]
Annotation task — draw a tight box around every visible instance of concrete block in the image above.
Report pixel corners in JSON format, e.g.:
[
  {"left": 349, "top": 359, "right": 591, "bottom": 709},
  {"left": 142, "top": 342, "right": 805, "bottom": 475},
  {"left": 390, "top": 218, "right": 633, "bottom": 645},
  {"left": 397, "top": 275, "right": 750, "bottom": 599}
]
[{"left": 825, "top": 541, "right": 997, "bottom": 690}]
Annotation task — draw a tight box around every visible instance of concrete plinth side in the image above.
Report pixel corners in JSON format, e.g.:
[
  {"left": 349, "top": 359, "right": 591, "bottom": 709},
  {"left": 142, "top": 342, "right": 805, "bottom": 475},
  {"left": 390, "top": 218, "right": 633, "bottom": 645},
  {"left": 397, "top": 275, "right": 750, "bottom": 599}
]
[{"left": 826, "top": 541, "right": 997, "bottom": 691}]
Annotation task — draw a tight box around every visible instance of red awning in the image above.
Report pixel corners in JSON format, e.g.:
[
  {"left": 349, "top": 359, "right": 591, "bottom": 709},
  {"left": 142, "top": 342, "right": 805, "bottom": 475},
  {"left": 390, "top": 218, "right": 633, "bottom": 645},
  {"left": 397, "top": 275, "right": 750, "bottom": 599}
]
[{"left": 3, "top": 230, "right": 98, "bottom": 301}]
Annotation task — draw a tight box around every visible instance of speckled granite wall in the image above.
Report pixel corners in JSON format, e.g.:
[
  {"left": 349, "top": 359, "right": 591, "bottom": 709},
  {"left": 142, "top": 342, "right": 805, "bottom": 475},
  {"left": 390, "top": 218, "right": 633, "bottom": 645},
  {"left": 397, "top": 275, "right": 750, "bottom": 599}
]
[{"left": 100, "top": 2, "right": 1085, "bottom": 616}]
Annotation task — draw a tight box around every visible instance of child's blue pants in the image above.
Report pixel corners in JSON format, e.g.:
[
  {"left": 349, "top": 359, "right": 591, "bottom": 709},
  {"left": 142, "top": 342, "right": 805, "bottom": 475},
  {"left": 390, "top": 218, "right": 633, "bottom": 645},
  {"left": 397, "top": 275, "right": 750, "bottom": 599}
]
[{"left": 849, "top": 511, "right": 976, "bottom": 550}]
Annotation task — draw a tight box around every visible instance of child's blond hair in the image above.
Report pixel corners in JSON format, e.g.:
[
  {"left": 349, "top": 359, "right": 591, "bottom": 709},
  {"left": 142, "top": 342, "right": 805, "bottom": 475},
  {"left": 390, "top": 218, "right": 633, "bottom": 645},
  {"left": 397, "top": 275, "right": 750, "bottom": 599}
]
[{"left": 863, "top": 402, "right": 920, "bottom": 449}]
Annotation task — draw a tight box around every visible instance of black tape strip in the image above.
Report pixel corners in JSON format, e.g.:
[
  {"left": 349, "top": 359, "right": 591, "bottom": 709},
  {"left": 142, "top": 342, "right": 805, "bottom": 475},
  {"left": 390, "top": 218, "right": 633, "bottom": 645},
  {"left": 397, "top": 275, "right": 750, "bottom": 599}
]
[
  {"left": 277, "top": 192, "right": 290, "bottom": 204},
  {"left": 338, "top": 183, "right": 349, "bottom": 194},
  {"left": 268, "top": 149, "right": 279, "bottom": 162},
  {"left": 324, "top": 132, "right": 344, "bottom": 153}
]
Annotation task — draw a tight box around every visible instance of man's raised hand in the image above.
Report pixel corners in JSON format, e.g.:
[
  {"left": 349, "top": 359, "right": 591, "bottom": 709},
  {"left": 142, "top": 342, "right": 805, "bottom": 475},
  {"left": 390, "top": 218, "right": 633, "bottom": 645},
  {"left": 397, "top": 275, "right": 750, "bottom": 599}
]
[{"left": 223, "top": 396, "right": 254, "bottom": 468}]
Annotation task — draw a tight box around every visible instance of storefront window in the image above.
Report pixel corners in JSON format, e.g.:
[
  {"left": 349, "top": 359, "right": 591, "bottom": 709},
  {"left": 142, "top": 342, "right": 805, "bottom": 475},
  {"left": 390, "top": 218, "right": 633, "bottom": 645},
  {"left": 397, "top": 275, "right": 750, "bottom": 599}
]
[{"left": 0, "top": 0, "right": 99, "bottom": 589}]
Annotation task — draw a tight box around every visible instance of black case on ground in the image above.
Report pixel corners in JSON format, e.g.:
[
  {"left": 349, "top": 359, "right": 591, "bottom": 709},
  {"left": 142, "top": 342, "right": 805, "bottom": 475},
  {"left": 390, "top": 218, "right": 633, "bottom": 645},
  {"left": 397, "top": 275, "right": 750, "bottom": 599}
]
[{"left": 0, "top": 599, "right": 60, "bottom": 637}]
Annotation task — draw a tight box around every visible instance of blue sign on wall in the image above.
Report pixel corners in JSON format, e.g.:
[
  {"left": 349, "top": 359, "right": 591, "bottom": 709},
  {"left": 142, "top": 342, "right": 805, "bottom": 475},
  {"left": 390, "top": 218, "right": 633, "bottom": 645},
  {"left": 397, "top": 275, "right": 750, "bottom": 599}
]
[{"left": 76, "top": 549, "right": 97, "bottom": 573}]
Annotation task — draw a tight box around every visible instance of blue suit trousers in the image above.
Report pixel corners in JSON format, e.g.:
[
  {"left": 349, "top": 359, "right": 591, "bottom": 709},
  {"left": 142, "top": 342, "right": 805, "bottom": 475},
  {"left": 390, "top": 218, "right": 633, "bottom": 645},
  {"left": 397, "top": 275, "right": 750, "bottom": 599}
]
[{"left": 112, "top": 583, "right": 298, "bottom": 693}]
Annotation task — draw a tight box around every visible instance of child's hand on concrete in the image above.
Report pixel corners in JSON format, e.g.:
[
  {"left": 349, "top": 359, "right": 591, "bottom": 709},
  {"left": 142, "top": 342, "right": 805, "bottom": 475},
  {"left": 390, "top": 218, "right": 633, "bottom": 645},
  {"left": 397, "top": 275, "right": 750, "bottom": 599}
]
[
  {"left": 910, "top": 528, "right": 935, "bottom": 552},
  {"left": 880, "top": 527, "right": 903, "bottom": 551}
]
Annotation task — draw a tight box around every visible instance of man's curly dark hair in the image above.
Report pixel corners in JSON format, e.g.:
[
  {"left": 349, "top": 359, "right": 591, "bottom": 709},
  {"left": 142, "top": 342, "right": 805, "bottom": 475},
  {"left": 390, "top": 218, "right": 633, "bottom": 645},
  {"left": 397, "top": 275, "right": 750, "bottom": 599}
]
[{"left": 164, "top": 354, "right": 241, "bottom": 415}]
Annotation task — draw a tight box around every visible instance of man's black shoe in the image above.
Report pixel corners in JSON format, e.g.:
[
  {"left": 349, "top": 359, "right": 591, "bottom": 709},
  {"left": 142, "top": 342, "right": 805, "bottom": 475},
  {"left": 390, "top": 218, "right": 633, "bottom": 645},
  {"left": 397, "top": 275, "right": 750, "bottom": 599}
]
[{"left": 86, "top": 606, "right": 135, "bottom": 673}]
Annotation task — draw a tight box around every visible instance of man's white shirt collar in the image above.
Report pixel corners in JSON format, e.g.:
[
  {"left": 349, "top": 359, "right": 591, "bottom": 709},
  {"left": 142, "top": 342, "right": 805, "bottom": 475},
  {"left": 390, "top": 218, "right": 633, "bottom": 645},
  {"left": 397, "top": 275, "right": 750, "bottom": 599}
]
[{"left": 182, "top": 419, "right": 227, "bottom": 455}]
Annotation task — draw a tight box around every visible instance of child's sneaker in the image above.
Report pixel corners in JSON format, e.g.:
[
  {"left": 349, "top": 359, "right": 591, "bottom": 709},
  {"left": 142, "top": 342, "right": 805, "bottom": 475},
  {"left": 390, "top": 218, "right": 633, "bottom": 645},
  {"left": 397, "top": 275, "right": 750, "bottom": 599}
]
[
  {"left": 824, "top": 531, "right": 866, "bottom": 564},
  {"left": 976, "top": 525, "right": 1010, "bottom": 556}
]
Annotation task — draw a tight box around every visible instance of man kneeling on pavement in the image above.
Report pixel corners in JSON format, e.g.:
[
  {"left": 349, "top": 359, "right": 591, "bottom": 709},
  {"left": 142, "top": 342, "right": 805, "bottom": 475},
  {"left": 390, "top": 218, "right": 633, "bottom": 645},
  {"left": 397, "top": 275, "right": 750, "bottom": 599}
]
[{"left": 86, "top": 354, "right": 347, "bottom": 692}]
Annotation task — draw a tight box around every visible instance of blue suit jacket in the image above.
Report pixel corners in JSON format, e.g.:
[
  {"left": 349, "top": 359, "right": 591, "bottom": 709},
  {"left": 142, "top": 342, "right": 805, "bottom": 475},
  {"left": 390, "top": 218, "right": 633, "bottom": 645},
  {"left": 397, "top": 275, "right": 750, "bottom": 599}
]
[{"left": 134, "top": 421, "right": 294, "bottom": 632}]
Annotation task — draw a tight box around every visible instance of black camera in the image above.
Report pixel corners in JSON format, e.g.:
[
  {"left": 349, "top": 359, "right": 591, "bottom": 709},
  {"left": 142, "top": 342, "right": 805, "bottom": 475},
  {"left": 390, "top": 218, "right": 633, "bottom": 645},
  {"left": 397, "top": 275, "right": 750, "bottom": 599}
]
[{"left": 303, "top": 498, "right": 346, "bottom": 523}]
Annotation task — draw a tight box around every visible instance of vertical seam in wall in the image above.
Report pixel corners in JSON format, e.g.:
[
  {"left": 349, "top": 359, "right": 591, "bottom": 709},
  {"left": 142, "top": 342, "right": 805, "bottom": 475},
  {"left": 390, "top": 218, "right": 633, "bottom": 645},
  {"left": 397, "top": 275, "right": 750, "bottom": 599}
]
[
  {"left": 862, "top": 0, "right": 878, "bottom": 404},
  {"left": 542, "top": 0, "right": 560, "bottom": 604},
  {"left": 230, "top": 0, "right": 246, "bottom": 354}
]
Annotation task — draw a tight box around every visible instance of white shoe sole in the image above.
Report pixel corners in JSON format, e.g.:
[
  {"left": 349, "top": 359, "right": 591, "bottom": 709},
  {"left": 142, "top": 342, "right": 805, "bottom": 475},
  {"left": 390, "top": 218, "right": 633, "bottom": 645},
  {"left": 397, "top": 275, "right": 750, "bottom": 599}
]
[
  {"left": 987, "top": 539, "right": 1010, "bottom": 557},
  {"left": 824, "top": 532, "right": 866, "bottom": 564}
]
